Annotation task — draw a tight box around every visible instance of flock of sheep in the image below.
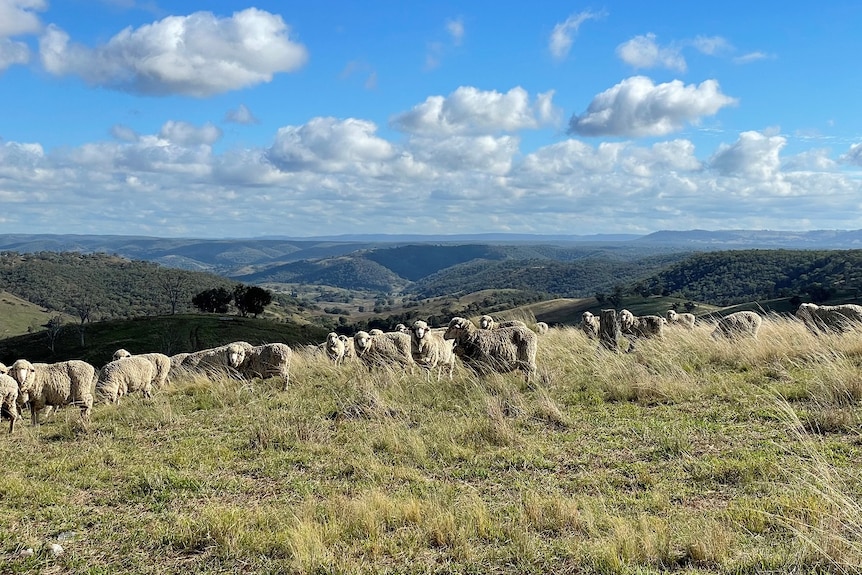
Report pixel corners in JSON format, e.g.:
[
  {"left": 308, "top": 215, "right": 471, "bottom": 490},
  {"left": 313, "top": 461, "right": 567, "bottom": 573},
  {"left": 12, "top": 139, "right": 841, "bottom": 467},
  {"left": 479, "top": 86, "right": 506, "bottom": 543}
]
[{"left": 1, "top": 303, "right": 861, "bottom": 434}]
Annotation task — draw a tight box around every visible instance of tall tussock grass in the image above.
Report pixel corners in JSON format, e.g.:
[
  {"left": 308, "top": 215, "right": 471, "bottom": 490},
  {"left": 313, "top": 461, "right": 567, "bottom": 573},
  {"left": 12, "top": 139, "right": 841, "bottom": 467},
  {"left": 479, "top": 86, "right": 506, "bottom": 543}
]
[{"left": 3, "top": 315, "right": 862, "bottom": 573}]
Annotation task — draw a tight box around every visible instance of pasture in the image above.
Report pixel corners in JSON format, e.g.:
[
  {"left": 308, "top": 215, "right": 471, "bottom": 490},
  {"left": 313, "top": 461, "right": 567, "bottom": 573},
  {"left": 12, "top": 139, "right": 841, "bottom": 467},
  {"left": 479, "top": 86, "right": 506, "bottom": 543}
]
[{"left": 2, "top": 316, "right": 862, "bottom": 574}]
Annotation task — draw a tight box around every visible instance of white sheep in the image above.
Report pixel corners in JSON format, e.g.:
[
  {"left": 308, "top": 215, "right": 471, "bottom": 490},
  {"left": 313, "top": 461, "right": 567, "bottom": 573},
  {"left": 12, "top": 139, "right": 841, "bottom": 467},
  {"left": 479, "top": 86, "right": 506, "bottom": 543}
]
[
  {"left": 324, "top": 332, "right": 346, "bottom": 364},
  {"left": 111, "top": 349, "right": 171, "bottom": 388},
  {"left": 410, "top": 320, "right": 456, "bottom": 381},
  {"left": 581, "top": 311, "right": 600, "bottom": 339},
  {"left": 239, "top": 343, "right": 292, "bottom": 391},
  {"left": 9, "top": 358, "right": 96, "bottom": 424},
  {"left": 353, "top": 330, "right": 415, "bottom": 371},
  {"left": 478, "top": 315, "right": 527, "bottom": 330},
  {"left": 394, "top": 323, "right": 411, "bottom": 334},
  {"left": 535, "top": 321, "right": 549, "bottom": 335},
  {"left": 795, "top": 302, "right": 862, "bottom": 335},
  {"left": 96, "top": 355, "right": 157, "bottom": 404},
  {"left": 443, "top": 316, "right": 537, "bottom": 382},
  {"left": 711, "top": 311, "right": 763, "bottom": 339},
  {"left": 666, "top": 309, "right": 696, "bottom": 329},
  {"left": 338, "top": 334, "right": 356, "bottom": 362},
  {"left": 181, "top": 341, "right": 253, "bottom": 377},
  {"left": 0, "top": 362, "right": 21, "bottom": 433},
  {"left": 619, "top": 310, "right": 665, "bottom": 339},
  {"left": 369, "top": 328, "right": 385, "bottom": 336}
]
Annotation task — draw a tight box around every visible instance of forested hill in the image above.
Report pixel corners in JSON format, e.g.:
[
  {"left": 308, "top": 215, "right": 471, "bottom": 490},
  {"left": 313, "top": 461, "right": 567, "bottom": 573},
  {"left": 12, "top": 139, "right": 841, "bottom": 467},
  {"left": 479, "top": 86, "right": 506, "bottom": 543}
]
[
  {"left": 640, "top": 249, "right": 862, "bottom": 306},
  {"left": 0, "top": 252, "right": 236, "bottom": 319}
]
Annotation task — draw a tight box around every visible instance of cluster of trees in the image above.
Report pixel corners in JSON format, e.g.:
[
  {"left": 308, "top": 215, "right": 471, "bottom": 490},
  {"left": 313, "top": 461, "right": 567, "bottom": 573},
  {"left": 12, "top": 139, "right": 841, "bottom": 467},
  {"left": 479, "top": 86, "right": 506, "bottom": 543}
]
[{"left": 191, "top": 285, "right": 273, "bottom": 317}]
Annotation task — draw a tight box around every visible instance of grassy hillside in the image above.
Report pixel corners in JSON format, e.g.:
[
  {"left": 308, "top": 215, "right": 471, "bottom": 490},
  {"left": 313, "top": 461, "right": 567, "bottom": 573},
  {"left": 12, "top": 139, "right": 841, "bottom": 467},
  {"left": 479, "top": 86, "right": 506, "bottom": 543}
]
[
  {"left": 0, "top": 291, "right": 75, "bottom": 338},
  {"left": 3, "top": 320, "right": 862, "bottom": 573},
  {"left": 0, "top": 314, "right": 328, "bottom": 367}
]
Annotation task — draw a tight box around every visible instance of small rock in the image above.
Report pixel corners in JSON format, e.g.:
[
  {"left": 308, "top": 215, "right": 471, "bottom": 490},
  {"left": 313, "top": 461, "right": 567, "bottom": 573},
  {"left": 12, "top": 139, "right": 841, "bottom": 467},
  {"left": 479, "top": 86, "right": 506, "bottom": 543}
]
[
  {"left": 20, "top": 547, "right": 35, "bottom": 558},
  {"left": 47, "top": 543, "right": 64, "bottom": 557}
]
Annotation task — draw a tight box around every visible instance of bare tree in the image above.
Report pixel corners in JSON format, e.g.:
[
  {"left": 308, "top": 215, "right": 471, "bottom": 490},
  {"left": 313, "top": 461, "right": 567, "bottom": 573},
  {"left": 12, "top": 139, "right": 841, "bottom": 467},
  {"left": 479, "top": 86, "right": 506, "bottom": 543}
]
[
  {"left": 159, "top": 269, "right": 191, "bottom": 315},
  {"left": 45, "top": 315, "right": 63, "bottom": 354},
  {"left": 69, "top": 297, "right": 96, "bottom": 347}
]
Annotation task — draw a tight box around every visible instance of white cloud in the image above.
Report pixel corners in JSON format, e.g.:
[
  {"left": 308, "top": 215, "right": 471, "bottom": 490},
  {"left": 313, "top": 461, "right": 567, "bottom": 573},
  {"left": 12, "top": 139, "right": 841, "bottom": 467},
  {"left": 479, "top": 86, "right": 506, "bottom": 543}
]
[
  {"left": 266, "top": 117, "right": 396, "bottom": 173},
  {"left": 569, "top": 76, "right": 738, "bottom": 137},
  {"left": 549, "top": 10, "right": 603, "bottom": 60},
  {"left": 159, "top": 120, "right": 222, "bottom": 146},
  {"left": 690, "top": 35, "right": 731, "bottom": 55},
  {"left": 110, "top": 124, "right": 139, "bottom": 142},
  {"left": 446, "top": 17, "right": 464, "bottom": 46},
  {"left": 733, "top": 51, "right": 771, "bottom": 64},
  {"left": 710, "top": 130, "right": 786, "bottom": 182},
  {"left": 840, "top": 143, "right": 862, "bottom": 167},
  {"left": 0, "top": 37, "right": 29, "bottom": 70},
  {"left": 224, "top": 104, "right": 259, "bottom": 125},
  {"left": 616, "top": 34, "right": 686, "bottom": 72},
  {"left": 38, "top": 8, "right": 308, "bottom": 97},
  {"left": 0, "top": 0, "right": 44, "bottom": 37},
  {"left": 410, "top": 135, "right": 518, "bottom": 176},
  {"left": 392, "top": 86, "right": 560, "bottom": 136}
]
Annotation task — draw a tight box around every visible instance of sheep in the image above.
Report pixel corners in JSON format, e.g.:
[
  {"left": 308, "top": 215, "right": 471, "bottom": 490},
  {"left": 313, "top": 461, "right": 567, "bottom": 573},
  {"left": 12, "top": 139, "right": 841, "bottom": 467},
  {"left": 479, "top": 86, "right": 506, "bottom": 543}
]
[
  {"left": 581, "top": 311, "right": 600, "bottom": 339},
  {"left": 478, "top": 315, "right": 528, "bottom": 330},
  {"left": 711, "top": 311, "right": 763, "bottom": 339},
  {"left": 112, "top": 349, "right": 171, "bottom": 388},
  {"left": 96, "top": 355, "right": 157, "bottom": 404},
  {"left": 9, "top": 358, "right": 96, "bottom": 424},
  {"left": 394, "top": 323, "right": 411, "bottom": 334},
  {"left": 410, "top": 320, "right": 456, "bottom": 381},
  {"left": 535, "top": 321, "right": 549, "bottom": 335},
  {"left": 338, "top": 334, "right": 356, "bottom": 362},
  {"left": 619, "top": 310, "right": 666, "bottom": 339},
  {"left": 443, "top": 316, "right": 537, "bottom": 382},
  {"left": 239, "top": 343, "right": 292, "bottom": 391},
  {"left": 324, "top": 332, "right": 346, "bottom": 364},
  {"left": 112, "top": 348, "right": 132, "bottom": 361},
  {"left": 0, "top": 362, "right": 21, "bottom": 433},
  {"left": 795, "top": 302, "right": 862, "bottom": 334},
  {"left": 181, "top": 341, "right": 253, "bottom": 377},
  {"left": 353, "top": 330, "right": 415, "bottom": 371},
  {"left": 369, "top": 328, "right": 385, "bottom": 336},
  {"left": 666, "top": 309, "right": 696, "bottom": 329}
]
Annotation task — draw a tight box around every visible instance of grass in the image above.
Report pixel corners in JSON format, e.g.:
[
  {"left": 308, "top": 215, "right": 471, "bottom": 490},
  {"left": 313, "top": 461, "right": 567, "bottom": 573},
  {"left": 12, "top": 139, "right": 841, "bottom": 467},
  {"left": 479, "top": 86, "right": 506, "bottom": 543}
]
[{"left": 3, "top": 317, "right": 862, "bottom": 573}]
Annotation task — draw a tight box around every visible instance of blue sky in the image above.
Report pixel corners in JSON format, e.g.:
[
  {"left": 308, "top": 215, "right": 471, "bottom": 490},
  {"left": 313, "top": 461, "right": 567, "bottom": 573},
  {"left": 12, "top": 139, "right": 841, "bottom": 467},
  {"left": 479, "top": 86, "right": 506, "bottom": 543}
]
[{"left": 1, "top": 1, "right": 862, "bottom": 238}]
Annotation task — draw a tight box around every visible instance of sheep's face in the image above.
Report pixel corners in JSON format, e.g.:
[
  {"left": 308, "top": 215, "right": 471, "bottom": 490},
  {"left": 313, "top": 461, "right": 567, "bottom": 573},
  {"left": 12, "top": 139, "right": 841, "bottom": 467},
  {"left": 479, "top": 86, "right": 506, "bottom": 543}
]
[
  {"left": 619, "top": 310, "right": 634, "bottom": 330},
  {"left": 395, "top": 324, "right": 410, "bottom": 334},
  {"left": 412, "top": 321, "right": 430, "bottom": 341},
  {"left": 0, "top": 363, "right": 6, "bottom": 375},
  {"left": 369, "top": 329, "right": 384, "bottom": 336},
  {"left": 10, "top": 360, "right": 34, "bottom": 386},
  {"left": 227, "top": 346, "right": 246, "bottom": 368},
  {"left": 479, "top": 316, "right": 494, "bottom": 330},
  {"left": 666, "top": 310, "right": 677, "bottom": 321},
  {"left": 354, "top": 331, "right": 372, "bottom": 352},
  {"left": 327, "top": 332, "right": 340, "bottom": 346},
  {"left": 444, "top": 318, "right": 470, "bottom": 340}
]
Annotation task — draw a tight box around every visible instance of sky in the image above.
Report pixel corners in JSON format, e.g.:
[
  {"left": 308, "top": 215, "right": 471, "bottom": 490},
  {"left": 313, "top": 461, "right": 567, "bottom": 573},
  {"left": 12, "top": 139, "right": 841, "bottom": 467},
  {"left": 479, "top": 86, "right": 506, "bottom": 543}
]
[{"left": 1, "top": 1, "right": 862, "bottom": 239}]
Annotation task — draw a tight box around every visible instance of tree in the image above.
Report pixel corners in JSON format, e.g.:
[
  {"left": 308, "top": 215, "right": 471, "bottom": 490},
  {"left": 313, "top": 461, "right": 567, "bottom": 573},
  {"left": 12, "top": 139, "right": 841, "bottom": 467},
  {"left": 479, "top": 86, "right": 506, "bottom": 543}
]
[
  {"left": 45, "top": 315, "right": 63, "bottom": 354},
  {"left": 192, "top": 287, "right": 233, "bottom": 313},
  {"left": 159, "top": 269, "right": 191, "bottom": 315},
  {"left": 233, "top": 284, "right": 272, "bottom": 318},
  {"left": 68, "top": 297, "right": 96, "bottom": 347}
]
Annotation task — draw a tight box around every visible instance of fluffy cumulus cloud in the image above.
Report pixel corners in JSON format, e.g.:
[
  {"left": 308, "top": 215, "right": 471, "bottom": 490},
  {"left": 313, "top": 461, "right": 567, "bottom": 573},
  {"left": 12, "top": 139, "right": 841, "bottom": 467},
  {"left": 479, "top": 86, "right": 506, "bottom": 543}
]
[
  {"left": 266, "top": 117, "right": 396, "bottom": 173},
  {"left": 158, "top": 121, "right": 222, "bottom": 146},
  {"left": 548, "top": 10, "right": 603, "bottom": 60},
  {"left": 569, "top": 76, "right": 738, "bottom": 137},
  {"left": 0, "top": 0, "right": 46, "bottom": 71},
  {"left": 225, "top": 104, "right": 259, "bottom": 125},
  {"left": 38, "top": 8, "right": 308, "bottom": 96},
  {"left": 616, "top": 34, "right": 686, "bottom": 72},
  {"left": 392, "top": 86, "right": 559, "bottom": 136},
  {"left": 840, "top": 143, "right": 862, "bottom": 167},
  {"left": 709, "top": 130, "right": 785, "bottom": 180}
]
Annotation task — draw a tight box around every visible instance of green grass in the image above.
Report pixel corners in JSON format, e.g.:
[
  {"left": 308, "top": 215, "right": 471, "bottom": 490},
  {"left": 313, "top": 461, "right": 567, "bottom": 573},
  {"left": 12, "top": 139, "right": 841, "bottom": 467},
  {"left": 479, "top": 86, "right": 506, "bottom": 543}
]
[{"left": 3, "top": 318, "right": 862, "bottom": 573}]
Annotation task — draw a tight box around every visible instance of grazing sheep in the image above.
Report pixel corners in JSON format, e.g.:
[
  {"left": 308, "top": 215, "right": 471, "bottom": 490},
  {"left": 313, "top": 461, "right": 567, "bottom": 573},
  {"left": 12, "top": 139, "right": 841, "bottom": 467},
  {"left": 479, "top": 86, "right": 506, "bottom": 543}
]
[
  {"left": 535, "top": 321, "right": 549, "bottom": 335},
  {"left": 369, "top": 329, "right": 385, "bottom": 336},
  {"left": 795, "top": 302, "right": 862, "bottom": 334},
  {"left": 478, "top": 315, "right": 528, "bottom": 330},
  {"left": 181, "top": 341, "right": 253, "bottom": 377},
  {"left": 9, "top": 358, "right": 96, "bottom": 424},
  {"left": 581, "top": 311, "right": 600, "bottom": 339},
  {"left": 169, "top": 352, "right": 191, "bottom": 377},
  {"left": 324, "top": 332, "right": 346, "bottom": 364},
  {"left": 410, "top": 320, "right": 456, "bottom": 381},
  {"left": 96, "top": 356, "right": 157, "bottom": 404},
  {"left": 666, "top": 309, "right": 696, "bottom": 329},
  {"left": 240, "top": 343, "right": 292, "bottom": 391},
  {"left": 394, "top": 323, "right": 411, "bottom": 334},
  {"left": 0, "top": 362, "right": 21, "bottom": 433},
  {"left": 619, "top": 310, "right": 665, "bottom": 339},
  {"left": 339, "top": 334, "right": 356, "bottom": 362},
  {"left": 353, "top": 330, "right": 415, "bottom": 371},
  {"left": 443, "top": 316, "right": 537, "bottom": 382},
  {"left": 711, "top": 311, "right": 763, "bottom": 339},
  {"left": 112, "top": 348, "right": 132, "bottom": 361}
]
